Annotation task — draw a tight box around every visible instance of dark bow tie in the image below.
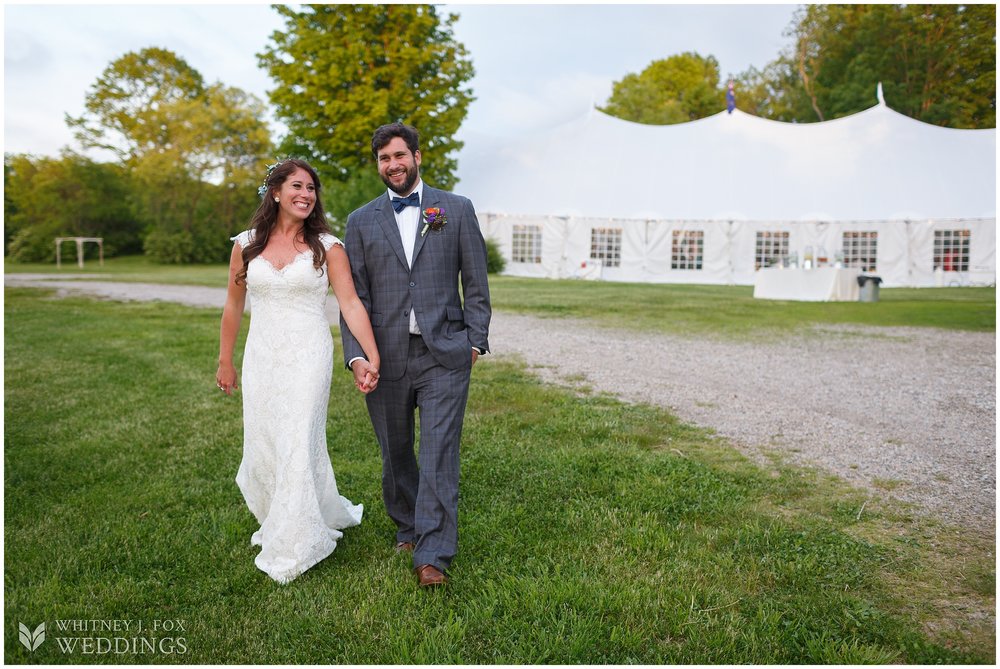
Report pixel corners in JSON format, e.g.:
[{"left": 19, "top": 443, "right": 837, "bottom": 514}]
[{"left": 390, "top": 192, "right": 420, "bottom": 213}]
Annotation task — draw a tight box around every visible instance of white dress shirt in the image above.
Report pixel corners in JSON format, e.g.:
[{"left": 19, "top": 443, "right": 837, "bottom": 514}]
[{"left": 389, "top": 180, "right": 424, "bottom": 336}]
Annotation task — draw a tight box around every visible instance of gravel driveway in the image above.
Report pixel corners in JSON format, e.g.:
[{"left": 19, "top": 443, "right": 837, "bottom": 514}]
[{"left": 7, "top": 274, "right": 995, "bottom": 532}]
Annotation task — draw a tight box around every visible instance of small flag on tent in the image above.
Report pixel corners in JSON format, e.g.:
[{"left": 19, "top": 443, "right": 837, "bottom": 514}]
[{"left": 726, "top": 80, "right": 736, "bottom": 114}]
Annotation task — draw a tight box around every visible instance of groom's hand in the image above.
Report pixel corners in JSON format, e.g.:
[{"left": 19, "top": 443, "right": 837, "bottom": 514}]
[
  {"left": 351, "top": 359, "right": 379, "bottom": 394},
  {"left": 471, "top": 348, "right": 480, "bottom": 367},
  {"left": 363, "top": 368, "right": 379, "bottom": 393}
]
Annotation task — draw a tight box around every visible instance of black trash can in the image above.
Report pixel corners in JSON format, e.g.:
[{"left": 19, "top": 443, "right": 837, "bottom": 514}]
[{"left": 857, "top": 275, "right": 882, "bottom": 302}]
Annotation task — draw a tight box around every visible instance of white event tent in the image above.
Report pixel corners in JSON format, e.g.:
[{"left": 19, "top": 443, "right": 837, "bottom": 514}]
[{"left": 456, "top": 90, "right": 996, "bottom": 287}]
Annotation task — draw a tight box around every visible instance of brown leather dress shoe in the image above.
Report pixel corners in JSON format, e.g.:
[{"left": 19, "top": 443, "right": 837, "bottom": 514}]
[
  {"left": 415, "top": 564, "right": 447, "bottom": 587},
  {"left": 395, "top": 541, "right": 415, "bottom": 552}
]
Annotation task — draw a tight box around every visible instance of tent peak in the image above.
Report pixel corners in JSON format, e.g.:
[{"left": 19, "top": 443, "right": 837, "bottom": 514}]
[{"left": 877, "top": 82, "right": 885, "bottom": 106}]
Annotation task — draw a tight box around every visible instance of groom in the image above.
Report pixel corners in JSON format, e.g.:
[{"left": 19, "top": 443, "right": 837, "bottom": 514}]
[{"left": 340, "top": 122, "right": 492, "bottom": 587}]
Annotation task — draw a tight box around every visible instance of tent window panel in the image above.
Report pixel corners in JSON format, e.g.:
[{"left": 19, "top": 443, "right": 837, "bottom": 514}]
[
  {"left": 671, "top": 230, "right": 704, "bottom": 270},
  {"left": 590, "top": 228, "right": 622, "bottom": 267},
  {"left": 842, "top": 231, "right": 878, "bottom": 272},
  {"left": 933, "top": 229, "right": 970, "bottom": 272},
  {"left": 512, "top": 224, "right": 542, "bottom": 264},
  {"left": 755, "top": 231, "right": 789, "bottom": 269}
]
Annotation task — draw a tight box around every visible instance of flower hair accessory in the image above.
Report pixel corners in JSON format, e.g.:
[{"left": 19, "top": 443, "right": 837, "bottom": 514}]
[
  {"left": 257, "top": 160, "right": 286, "bottom": 198},
  {"left": 421, "top": 207, "right": 447, "bottom": 236}
]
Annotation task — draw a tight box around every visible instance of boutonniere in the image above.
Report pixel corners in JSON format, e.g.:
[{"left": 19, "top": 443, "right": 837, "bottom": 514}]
[{"left": 421, "top": 207, "right": 447, "bottom": 237}]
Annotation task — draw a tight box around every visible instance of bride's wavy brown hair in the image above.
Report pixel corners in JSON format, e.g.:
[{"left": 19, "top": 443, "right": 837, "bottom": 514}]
[{"left": 235, "top": 159, "right": 331, "bottom": 285}]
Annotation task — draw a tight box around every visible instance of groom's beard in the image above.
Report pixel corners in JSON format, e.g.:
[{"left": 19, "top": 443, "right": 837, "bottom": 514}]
[{"left": 382, "top": 163, "right": 419, "bottom": 195}]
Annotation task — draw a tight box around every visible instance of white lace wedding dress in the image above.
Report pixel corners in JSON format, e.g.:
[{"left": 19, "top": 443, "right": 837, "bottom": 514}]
[{"left": 232, "top": 229, "right": 363, "bottom": 584}]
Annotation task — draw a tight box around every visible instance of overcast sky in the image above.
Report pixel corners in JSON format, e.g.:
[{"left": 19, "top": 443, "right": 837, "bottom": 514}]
[{"left": 3, "top": 2, "right": 800, "bottom": 158}]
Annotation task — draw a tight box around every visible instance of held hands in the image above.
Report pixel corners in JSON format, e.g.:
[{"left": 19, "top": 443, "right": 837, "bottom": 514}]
[{"left": 351, "top": 359, "right": 380, "bottom": 394}]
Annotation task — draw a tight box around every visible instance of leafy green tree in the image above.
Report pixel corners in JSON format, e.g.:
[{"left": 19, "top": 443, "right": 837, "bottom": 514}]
[
  {"left": 601, "top": 52, "right": 725, "bottom": 125},
  {"left": 258, "top": 4, "right": 475, "bottom": 223},
  {"left": 66, "top": 47, "right": 206, "bottom": 162},
  {"left": 730, "top": 56, "right": 819, "bottom": 122},
  {"left": 4, "top": 153, "right": 139, "bottom": 262},
  {"left": 67, "top": 47, "right": 273, "bottom": 262},
  {"left": 786, "top": 4, "right": 995, "bottom": 127},
  {"left": 128, "top": 82, "right": 272, "bottom": 262},
  {"left": 4, "top": 159, "right": 18, "bottom": 252}
]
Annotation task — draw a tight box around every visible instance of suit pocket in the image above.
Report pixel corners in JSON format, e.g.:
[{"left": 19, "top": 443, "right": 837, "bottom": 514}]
[{"left": 446, "top": 306, "right": 464, "bottom": 322}]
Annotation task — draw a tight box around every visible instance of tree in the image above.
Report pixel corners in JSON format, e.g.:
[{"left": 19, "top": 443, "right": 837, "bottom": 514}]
[
  {"left": 4, "top": 153, "right": 139, "bottom": 262},
  {"left": 67, "top": 47, "right": 273, "bottom": 262},
  {"left": 786, "top": 4, "right": 995, "bottom": 127},
  {"left": 600, "top": 52, "right": 725, "bottom": 125},
  {"left": 129, "top": 82, "right": 272, "bottom": 262},
  {"left": 258, "top": 4, "right": 475, "bottom": 223},
  {"left": 731, "top": 58, "right": 814, "bottom": 122},
  {"left": 4, "top": 159, "right": 18, "bottom": 252},
  {"left": 66, "top": 47, "right": 206, "bottom": 162}
]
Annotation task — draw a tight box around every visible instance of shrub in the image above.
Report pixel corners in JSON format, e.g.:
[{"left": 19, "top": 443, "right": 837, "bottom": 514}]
[
  {"left": 7, "top": 227, "right": 55, "bottom": 263},
  {"left": 485, "top": 236, "right": 506, "bottom": 274},
  {"left": 144, "top": 230, "right": 196, "bottom": 264}
]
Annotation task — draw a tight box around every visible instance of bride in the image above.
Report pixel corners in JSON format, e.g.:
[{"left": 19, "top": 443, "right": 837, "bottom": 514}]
[{"left": 216, "top": 159, "right": 380, "bottom": 584}]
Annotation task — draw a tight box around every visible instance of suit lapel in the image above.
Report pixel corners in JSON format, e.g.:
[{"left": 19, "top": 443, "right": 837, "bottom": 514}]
[
  {"left": 374, "top": 195, "right": 409, "bottom": 269},
  {"left": 409, "top": 187, "right": 438, "bottom": 267}
]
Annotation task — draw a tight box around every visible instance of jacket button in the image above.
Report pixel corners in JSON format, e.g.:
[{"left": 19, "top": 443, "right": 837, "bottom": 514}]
[
  {"left": 409, "top": 282, "right": 415, "bottom": 287},
  {"left": 403, "top": 310, "right": 408, "bottom": 317}
]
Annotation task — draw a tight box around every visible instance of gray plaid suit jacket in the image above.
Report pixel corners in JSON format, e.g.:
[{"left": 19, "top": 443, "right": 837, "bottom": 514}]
[{"left": 340, "top": 185, "right": 491, "bottom": 380}]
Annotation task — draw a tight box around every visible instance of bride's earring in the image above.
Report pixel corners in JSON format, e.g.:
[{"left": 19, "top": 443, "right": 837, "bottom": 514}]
[{"left": 274, "top": 197, "right": 279, "bottom": 203}]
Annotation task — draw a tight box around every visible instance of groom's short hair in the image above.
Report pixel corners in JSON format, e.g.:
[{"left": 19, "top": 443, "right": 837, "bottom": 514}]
[{"left": 372, "top": 123, "right": 420, "bottom": 158}]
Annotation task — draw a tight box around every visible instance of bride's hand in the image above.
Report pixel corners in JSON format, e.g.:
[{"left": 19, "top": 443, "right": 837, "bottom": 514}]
[{"left": 217, "top": 363, "right": 238, "bottom": 396}]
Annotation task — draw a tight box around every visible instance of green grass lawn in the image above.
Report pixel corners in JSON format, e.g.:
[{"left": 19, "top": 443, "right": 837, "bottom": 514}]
[
  {"left": 6, "top": 255, "right": 995, "bottom": 336},
  {"left": 4, "top": 287, "right": 994, "bottom": 663},
  {"left": 488, "top": 277, "right": 995, "bottom": 336}
]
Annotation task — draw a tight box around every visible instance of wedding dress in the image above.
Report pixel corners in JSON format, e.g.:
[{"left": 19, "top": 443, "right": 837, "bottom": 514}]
[{"left": 232, "top": 229, "right": 363, "bottom": 584}]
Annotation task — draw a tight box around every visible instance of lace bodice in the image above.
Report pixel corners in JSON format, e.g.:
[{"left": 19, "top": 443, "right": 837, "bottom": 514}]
[{"left": 232, "top": 229, "right": 342, "bottom": 322}]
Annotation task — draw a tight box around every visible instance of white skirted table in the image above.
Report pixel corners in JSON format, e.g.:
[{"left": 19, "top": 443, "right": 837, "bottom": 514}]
[{"left": 753, "top": 267, "right": 861, "bottom": 301}]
